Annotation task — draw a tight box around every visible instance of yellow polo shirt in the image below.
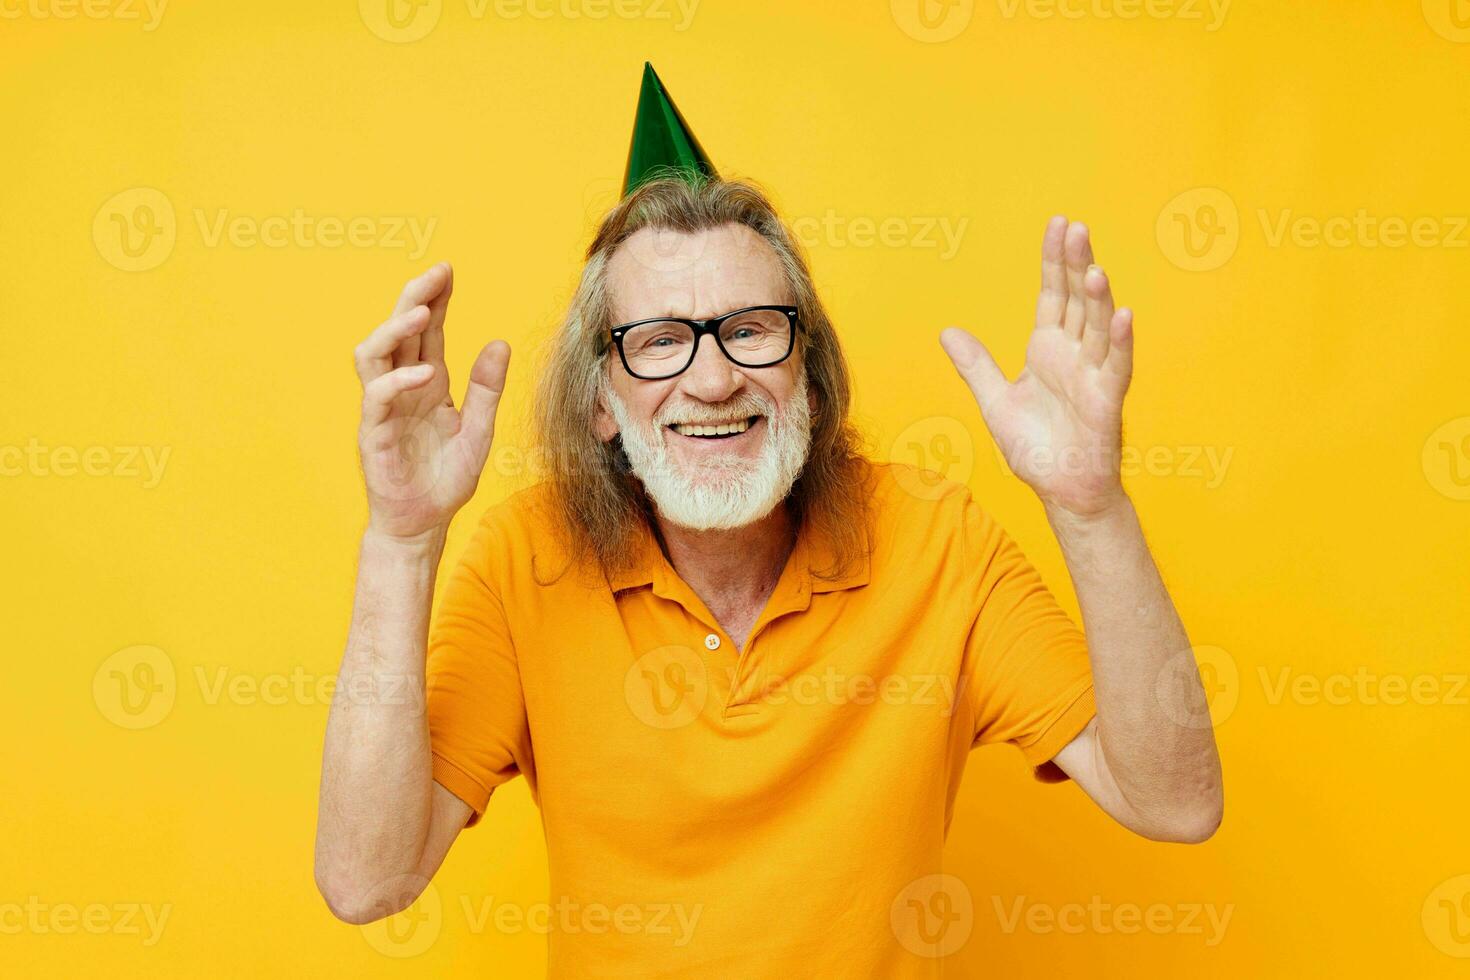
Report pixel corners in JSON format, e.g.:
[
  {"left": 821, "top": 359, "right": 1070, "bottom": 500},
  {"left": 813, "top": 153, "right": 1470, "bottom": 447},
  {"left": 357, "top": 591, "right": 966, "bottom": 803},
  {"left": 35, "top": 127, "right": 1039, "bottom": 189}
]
[{"left": 426, "top": 459, "right": 1096, "bottom": 978}]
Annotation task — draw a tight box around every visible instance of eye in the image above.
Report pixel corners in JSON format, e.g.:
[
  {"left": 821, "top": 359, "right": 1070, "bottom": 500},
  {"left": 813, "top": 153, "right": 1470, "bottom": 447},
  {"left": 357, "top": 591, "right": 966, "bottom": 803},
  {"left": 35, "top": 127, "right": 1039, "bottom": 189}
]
[{"left": 726, "top": 319, "right": 774, "bottom": 337}]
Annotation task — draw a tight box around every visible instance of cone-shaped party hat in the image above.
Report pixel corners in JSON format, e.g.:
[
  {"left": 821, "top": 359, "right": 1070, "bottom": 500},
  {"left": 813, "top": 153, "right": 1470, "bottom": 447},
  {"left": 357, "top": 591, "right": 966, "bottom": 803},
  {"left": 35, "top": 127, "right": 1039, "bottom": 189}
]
[{"left": 622, "top": 62, "right": 717, "bottom": 196}]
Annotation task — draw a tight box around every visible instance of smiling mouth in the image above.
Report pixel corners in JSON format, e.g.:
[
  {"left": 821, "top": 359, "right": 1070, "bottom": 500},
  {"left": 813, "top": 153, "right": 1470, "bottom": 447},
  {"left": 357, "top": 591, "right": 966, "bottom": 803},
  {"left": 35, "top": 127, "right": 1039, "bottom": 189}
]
[{"left": 667, "top": 415, "right": 762, "bottom": 439}]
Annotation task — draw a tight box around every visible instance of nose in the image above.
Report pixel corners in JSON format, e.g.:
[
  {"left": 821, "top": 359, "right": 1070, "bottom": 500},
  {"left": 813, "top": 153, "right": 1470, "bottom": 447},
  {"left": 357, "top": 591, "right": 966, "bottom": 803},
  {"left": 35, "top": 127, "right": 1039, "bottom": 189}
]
[{"left": 678, "top": 333, "right": 743, "bottom": 404}]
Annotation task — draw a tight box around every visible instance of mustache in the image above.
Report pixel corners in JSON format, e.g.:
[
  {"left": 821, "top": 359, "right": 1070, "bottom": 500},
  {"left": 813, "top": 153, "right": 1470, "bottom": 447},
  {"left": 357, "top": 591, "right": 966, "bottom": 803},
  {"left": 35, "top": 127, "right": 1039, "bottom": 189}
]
[{"left": 654, "top": 394, "right": 774, "bottom": 427}]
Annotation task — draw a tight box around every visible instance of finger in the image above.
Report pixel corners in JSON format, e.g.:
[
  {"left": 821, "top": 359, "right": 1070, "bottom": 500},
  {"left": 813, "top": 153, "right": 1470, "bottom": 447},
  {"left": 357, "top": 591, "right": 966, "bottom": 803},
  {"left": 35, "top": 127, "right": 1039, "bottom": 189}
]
[
  {"left": 1081, "top": 265, "right": 1116, "bottom": 367},
  {"left": 355, "top": 306, "right": 431, "bottom": 384},
  {"left": 459, "top": 340, "right": 512, "bottom": 465},
  {"left": 1036, "top": 215, "right": 1069, "bottom": 328},
  {"left": 1102, "top": 308, "right": 1134, "bottom": 398},
  {"left": 362, "top": 363, "right": 435, "bottom": 428},
  {"left": 390, "top": 263, "right": 451, "bottom": 366},
  {"left": 392, "top": 262, "right": 451, "bottom": 317},
  {"left": 1062, "top": 221, "right": 1093, "bottom": 340},
  {"left": 419, "top": 262, "right": 453, "bottom": 366},
  {"left": 939, "top": 327, "right": 1009, "bottom": 417}
]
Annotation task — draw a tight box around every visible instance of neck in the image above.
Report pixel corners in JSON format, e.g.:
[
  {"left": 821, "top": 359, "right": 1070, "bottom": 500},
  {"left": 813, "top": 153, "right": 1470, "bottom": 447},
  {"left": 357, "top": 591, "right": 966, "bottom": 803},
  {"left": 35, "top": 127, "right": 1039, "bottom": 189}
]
[{"left": 653, "top": 502, "right": 796, "bottom": 625}]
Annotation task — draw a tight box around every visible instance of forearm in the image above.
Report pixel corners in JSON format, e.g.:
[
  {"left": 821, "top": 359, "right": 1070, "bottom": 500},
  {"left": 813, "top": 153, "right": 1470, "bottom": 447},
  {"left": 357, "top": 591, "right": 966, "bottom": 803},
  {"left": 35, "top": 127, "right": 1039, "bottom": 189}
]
[
  {"left": 1047, "top": 495, "right": 1223, "bottom": 837},
  {"left": 314, "top": 527, "right": 445, "bottom": 918}
]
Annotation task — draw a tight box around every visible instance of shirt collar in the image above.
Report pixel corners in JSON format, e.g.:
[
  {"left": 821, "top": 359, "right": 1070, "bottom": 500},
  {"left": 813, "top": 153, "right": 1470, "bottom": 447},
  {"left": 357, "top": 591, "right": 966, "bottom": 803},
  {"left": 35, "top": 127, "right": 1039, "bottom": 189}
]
[{"left": 605, "top": 510, "right": 870, "bottom": 598}]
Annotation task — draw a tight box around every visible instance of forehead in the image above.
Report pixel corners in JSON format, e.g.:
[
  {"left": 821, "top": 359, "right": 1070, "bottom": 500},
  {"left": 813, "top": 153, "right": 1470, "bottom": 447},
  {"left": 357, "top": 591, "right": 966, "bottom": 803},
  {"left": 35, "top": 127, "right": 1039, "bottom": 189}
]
[{"left": 606, "top": 222, "right": 790, "bottom": 322}]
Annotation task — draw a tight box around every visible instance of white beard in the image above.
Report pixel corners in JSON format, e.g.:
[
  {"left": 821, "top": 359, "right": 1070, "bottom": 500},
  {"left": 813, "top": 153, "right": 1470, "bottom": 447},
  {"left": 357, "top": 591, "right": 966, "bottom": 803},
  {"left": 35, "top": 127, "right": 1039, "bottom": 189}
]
[{"left": 603, "top": 372, "right": 812, "bottom": 531}]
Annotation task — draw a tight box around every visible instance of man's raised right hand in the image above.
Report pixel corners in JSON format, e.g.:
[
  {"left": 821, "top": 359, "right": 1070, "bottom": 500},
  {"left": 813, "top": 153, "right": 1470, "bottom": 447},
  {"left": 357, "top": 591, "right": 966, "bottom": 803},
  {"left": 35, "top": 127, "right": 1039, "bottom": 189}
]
[{"left": 354, "top": 262, "right": 511, "bottom": 541}]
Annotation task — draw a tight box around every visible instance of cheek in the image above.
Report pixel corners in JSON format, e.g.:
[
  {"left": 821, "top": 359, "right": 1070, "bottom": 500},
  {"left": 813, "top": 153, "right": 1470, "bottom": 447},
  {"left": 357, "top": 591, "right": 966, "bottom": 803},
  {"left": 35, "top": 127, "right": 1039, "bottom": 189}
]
[
  {"left": 601, "top": 374, "right": 675, "bottom": 436},
  {"left": 632, "top": 385, "right": 672, "bottom": 426},
  {"left": 771, "top": 365, "right": 806, "bottom": 414}
]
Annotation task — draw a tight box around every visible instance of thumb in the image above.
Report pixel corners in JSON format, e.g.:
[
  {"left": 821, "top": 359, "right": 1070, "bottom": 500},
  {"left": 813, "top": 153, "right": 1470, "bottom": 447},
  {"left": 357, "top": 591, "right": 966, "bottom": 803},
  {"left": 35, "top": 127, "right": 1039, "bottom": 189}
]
[
  {"left": 460, "top": 340, "right": 511, "bottom": 462},
  {"left": 939, "top": 327, "right": 1008, "bottom": 416}
]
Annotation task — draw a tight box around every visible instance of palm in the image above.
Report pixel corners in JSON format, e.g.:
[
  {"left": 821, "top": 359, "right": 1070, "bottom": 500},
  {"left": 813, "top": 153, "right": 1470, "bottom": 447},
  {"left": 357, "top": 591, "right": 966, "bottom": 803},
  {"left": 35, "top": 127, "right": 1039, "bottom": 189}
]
[
  {"left": 941, "top": 218, "right": 1133, "bottom": 517},
  {"left": 361, "top": 382, "right": 473, "bottom": 535},
  {"left": 354, "top": 263, "right": 511, "bottom": 540}
]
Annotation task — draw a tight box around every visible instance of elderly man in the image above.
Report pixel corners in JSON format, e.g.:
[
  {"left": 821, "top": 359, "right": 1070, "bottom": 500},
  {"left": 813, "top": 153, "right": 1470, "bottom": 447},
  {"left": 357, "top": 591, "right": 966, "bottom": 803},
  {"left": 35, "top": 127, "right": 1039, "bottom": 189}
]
[{"left": 315, "top": 67, "right": 1222, "bottom": 979}]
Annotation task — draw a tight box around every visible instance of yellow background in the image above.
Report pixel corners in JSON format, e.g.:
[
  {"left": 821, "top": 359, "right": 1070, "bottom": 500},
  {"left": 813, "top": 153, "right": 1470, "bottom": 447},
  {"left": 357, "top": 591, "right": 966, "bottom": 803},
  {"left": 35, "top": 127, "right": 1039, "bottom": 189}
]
[{"left": 4, "top": 0, "right": 1469, "bottom": 975}]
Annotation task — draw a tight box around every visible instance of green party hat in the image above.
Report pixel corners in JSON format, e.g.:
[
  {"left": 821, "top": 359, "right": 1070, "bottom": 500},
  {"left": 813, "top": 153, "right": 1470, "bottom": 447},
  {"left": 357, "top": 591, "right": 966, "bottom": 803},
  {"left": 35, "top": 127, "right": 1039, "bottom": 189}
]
[{"left": 622, "top": 62, "right": 717, "bottom": 196}]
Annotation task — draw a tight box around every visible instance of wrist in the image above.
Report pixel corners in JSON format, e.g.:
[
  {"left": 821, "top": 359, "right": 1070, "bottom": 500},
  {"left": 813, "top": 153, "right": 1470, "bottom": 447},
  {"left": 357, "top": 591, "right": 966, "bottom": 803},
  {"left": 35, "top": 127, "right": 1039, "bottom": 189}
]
[
  {"left": 1042, "top": 491, "right": 1136, "bottom": 535},
  {"left": 362, "top": 523, "right": 449, "bottom": 562}
]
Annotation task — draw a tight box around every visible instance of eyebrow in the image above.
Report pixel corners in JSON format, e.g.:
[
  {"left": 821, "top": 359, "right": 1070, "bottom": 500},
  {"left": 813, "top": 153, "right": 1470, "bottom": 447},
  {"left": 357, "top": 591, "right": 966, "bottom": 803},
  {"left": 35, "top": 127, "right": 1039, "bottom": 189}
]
[{"left": 620, "top": 302, "right": 791, "bottom": 322}]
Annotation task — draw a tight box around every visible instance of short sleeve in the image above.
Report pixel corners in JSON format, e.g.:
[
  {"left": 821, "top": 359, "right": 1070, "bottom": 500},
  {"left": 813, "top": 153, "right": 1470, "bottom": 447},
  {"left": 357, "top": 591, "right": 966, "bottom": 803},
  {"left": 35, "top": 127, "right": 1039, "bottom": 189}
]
[
  {"left": 958, "top": 492, "right": 1096, "bottom": 773},
  {"left": 426, "top": 511, "right": 533, "bottom": 827}
]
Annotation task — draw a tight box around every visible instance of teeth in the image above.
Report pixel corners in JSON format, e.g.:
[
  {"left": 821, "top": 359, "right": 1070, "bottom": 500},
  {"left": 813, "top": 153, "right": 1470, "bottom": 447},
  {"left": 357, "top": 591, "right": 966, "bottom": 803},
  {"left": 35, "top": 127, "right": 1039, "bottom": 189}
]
[{"left": 673, "top": 417, "right": 752, "bottom": 437}]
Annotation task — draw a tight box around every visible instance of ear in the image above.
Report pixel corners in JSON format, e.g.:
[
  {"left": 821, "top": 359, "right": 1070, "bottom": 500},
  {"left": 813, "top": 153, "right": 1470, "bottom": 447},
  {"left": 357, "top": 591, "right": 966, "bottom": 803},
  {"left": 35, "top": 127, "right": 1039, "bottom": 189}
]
[{"left": 594, "top": 388, "right": 619, "bottom": 442}]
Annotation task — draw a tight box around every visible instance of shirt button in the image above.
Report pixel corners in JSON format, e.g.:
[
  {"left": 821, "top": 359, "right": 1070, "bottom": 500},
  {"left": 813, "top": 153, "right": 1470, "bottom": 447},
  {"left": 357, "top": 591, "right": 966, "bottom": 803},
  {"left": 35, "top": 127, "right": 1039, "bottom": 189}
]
[{"left": 704, "top": 633, "right": 721, "bottom": 651}]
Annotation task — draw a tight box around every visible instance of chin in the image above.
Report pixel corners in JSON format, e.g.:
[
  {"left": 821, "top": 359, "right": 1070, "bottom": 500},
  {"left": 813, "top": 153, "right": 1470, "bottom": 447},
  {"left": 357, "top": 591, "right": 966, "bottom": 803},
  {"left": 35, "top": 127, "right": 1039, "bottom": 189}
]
[
  {"left": 658, "top": 500, "right": 780, "bottom": 533},
  {"left": 643, "top": 467, "right": 783, "bottom": 531},
  {"left": 672, "top": 457, "right": 752, "bottom": 487}
]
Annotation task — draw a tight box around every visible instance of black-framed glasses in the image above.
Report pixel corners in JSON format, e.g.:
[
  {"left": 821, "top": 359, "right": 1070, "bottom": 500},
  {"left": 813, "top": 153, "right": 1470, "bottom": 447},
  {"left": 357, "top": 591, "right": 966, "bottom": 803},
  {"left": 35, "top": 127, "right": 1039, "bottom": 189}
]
[{"left": 608, "top": 305, "right": 799, "bottom": 381}]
